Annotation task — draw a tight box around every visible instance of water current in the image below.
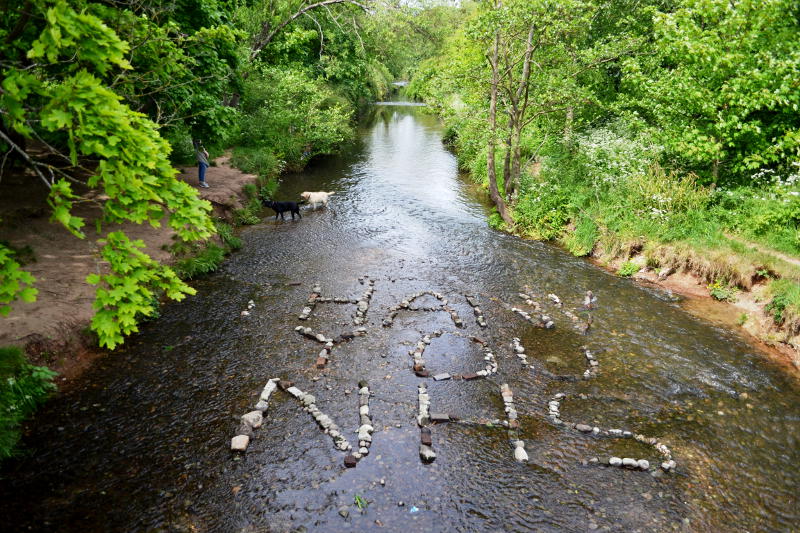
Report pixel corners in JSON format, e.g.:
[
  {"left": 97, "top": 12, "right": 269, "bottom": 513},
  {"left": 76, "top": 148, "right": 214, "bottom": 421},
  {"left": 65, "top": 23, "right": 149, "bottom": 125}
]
[{"left": 1, "top": 101, "right": 798, "bottom": 532}]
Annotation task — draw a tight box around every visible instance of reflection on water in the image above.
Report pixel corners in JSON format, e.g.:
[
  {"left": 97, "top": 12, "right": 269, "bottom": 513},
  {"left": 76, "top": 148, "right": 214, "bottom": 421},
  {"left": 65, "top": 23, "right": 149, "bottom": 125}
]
[{"left": 1, "top": 102, "right": 798, "bottom": 532}]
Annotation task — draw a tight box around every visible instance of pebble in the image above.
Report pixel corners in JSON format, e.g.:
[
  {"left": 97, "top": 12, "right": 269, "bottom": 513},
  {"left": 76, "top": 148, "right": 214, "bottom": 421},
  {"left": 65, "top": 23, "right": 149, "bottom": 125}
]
[
  {"left": 241, "top": 411, "right": 263, "bottom": 429},
  {"left": 231, "top": 435, "right": 249, "bottom": 451}
]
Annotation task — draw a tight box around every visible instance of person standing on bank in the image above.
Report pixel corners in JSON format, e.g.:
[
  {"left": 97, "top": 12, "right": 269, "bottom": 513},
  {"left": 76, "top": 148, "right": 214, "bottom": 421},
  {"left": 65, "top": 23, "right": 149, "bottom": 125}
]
[{"left": 194, "top": 139, "right": 210, "bottom": 188}]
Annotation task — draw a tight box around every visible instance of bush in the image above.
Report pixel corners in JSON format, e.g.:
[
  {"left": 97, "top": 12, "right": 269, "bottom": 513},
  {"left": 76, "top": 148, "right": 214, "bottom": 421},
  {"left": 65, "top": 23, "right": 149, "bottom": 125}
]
[
  {"left": 617, "top": 261, "right": 640, "bottom": 277},
  {"left": 708, "top": 279, "right": 738, "bottom": 302},
  {"left": 214, "top": 220, "right": 241, "bottom": 251},
  {"left": 174, "top": 244, "right": 226, "bottom": 280},
  {"left": 0, "top": 346, "right": 57, "bottom": 459},
  {"left": 514, "top": 181, "right": 572, "bottom": 240},
  {"left": 766, "top": 279, "right": 800, "bottom": 326}
]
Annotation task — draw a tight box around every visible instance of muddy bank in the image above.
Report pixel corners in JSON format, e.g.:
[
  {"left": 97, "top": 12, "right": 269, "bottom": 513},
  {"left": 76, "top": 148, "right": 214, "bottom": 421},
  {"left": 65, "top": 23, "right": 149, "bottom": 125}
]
[
  {"left": 0, "top": 154, "right": 259, "bottom": 379},
  {"left": 592, "top": 252, "right": 800, "bottom": 376}
]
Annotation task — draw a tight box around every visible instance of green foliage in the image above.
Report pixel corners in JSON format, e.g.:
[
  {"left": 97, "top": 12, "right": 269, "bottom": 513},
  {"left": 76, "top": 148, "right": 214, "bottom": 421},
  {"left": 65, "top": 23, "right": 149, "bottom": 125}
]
[
  {"left": 0, "top": 346, "right": 57, "bottom": 459},
  {"left": 617, "top": 261, "right": 640, "bottom": 277},
  {"left": 563, "top": 216, "right": 598, "bottom": 257},
  {"left": 766, "top": 279, "right": 800, "bottom": 325},
  {"left": 708, "top": 280, "right": 738, "bottom": 302},
  {"left": 514, "top": 182, "right": 572, "bottom": 240},
  {"left": 86, "top": 232, "right": 197, "bottom": 349},
  {"left": 737, "top": 313, "right": 749, "bottom": 326},
  {"left": 0, "top": 245, "right": 38, "bottom": 317},
  {"left": 235, "top": 66, "right": 355, "bottom": 168},
  {"left": 174, "top": 244, "right": 226, "bottom": 280},
  {"left": 622, "top": 0, "right": 800, "bottom": 184},
  {"left": 214, "top": 220, "right": 241, "bottom": 251}
]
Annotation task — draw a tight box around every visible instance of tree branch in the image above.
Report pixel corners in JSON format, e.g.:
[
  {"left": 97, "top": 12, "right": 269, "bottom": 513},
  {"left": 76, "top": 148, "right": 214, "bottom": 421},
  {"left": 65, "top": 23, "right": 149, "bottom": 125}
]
[{"left": 250, "top": 0, "right": 371, "bottom": 61}]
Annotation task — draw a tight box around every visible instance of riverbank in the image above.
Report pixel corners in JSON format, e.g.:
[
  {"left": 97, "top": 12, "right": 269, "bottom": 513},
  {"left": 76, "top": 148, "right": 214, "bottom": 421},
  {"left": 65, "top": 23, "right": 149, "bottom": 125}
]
[
  {"left": 0, "top": 155, "right": 260, "bottom": 383},
  {"left": 593, "top": 246, "right": 800, "bottom": 375}
]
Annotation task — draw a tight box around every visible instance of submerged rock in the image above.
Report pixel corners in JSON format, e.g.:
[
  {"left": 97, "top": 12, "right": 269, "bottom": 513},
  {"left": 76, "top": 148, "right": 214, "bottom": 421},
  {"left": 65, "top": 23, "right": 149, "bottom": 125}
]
[{"left": 231, "top": 435, "right": 250, "bottom": 451}]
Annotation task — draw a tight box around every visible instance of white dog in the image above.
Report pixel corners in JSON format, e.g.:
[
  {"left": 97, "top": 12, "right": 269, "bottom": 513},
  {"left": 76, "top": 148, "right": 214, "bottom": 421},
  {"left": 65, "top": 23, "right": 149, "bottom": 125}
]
[{"left": 300, "top": 191, "right": 336, "bottom": 208}]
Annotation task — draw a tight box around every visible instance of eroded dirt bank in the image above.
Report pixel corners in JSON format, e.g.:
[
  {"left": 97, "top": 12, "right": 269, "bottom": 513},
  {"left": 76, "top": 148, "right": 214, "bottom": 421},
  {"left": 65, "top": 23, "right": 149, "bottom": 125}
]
[{"left": 0, "top": 154, "right": 258, "bottom": 380}]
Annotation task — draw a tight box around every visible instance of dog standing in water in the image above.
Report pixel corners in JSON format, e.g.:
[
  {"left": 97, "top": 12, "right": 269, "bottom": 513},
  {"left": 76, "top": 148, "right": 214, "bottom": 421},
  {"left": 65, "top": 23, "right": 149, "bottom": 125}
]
[
  {"left": 262, "top": 200, "right": 301, "bottom": 221},
  {"left": 300, "top": 191, "right": 335, "bottom": 208}
]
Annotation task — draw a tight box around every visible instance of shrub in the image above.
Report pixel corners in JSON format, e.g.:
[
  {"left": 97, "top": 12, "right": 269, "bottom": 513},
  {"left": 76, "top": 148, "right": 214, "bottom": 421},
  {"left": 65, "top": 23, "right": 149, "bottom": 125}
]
[
  {"left": 213, "top": 220, "right": 241, "bottom": 251},
  {"left": 0, "top": 346, "right": 57, "bottom": 459},
  {"left": 174, "top": 244, "right": 226, "bottom": 280},
  {"left": 617, "top": 261, "right": 640, "bottom": 277},
  {"left": 766, "top": 279, "right": 800, "bottom": 326},
  {"left": 708, "top": 279, "right": 738, "bottom": 302}
]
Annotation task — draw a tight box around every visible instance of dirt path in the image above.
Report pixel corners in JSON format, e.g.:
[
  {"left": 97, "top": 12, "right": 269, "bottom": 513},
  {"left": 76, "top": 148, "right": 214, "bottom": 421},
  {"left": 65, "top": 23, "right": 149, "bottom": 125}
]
[{"left": 0, "top": 155, "right": 257, "bottom": 375}]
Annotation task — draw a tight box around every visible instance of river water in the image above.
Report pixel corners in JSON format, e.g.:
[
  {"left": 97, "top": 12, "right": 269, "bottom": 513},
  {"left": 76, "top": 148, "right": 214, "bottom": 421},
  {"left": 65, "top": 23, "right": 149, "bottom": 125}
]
[{"left": 2, "top": 102, "right": 798, "bottom": 532}]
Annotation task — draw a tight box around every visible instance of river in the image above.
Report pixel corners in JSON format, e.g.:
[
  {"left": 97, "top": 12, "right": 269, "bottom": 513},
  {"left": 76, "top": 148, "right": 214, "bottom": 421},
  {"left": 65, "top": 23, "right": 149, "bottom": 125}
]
[{"left": 1, "top": 101, "right": 798, "bottom": 532}]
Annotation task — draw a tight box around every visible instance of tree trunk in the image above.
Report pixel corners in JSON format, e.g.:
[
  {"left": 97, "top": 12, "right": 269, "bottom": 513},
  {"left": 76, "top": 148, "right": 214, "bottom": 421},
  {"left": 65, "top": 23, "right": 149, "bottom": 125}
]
[
  {"left": 564, "top": 106, "right": 574, "bottom": 142},
  {"left": 487, "top": 30, "right": 513, "bottom": 226},
  {"left": 502, "top": 128, "right": 513, "bottom": 200}
]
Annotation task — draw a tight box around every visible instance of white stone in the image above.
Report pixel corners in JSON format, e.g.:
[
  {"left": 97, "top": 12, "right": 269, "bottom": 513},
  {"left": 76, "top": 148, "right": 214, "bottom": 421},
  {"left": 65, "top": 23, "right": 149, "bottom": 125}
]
[
  {"left": 255, "top": 400, "right": 269, "bottom": 411},
  {"left": 231, "top": 435, "right": 250, "bottom": 451},
  {"left": 260, "top": 379, "right": 278, "bottom": 401},
  {"left": 609, "top": 457, "right": 622, "bottom": 466},
  {"left": 286, "top": 386, "right": 303, "bottom": 398},
  {"left": 637, "top": 459, "right": 650, "bottom": 470},
  {"left": 622, "top": 458, "right": 637, "bottom": 467},
  {"left": 359, "top": 405, "right": 369, "bottom": 416},
  {"left": 241, "top": 411, "right": 263, "bottom": 429},
  {"left": 513, "top": 443, "right": 528, "bottom": 462},
  {"left": 419, "top": 444, "right": 436, "bottom": 461}
]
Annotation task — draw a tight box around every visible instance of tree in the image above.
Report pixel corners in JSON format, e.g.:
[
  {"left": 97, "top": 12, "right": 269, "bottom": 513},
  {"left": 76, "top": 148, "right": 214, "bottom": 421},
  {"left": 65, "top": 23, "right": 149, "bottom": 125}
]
[
  {"left": 1, "top": 1, "right": 214, "bottom": 348},
  {"left": 622, "top": 0, "right": 800, "bottom": 184}
]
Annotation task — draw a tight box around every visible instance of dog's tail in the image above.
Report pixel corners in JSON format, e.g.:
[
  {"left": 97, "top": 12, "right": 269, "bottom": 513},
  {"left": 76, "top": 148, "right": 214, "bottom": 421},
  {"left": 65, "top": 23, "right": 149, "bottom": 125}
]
[{"left": 327, "top": 192, "right": 336, "bottom": 196}]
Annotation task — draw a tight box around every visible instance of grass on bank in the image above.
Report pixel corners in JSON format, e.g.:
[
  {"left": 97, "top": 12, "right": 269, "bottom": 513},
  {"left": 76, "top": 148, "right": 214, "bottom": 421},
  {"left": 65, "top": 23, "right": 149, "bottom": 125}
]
[{"left": 453, "top": 122, "right": 800, "bottom": 339}]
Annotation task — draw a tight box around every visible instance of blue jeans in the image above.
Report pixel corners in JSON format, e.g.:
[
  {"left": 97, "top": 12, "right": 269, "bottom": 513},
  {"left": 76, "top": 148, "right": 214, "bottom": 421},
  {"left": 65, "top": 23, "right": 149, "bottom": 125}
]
[{"left": 198, "top": 162, "right": 208, "bottom": 183}]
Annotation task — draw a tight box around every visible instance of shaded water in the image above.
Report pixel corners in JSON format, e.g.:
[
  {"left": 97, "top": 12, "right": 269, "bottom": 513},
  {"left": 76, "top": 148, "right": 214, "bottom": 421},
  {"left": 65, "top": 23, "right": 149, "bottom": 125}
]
[{"left": 2, "top": 102, "right": 798, "bottom": 532}]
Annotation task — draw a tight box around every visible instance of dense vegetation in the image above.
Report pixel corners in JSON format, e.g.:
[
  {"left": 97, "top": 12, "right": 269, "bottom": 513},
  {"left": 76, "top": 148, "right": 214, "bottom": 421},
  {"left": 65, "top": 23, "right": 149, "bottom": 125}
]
[
  {"left": 0, "top": 0, "right": 457, "bottom": 349},
  {"left": 0, "top": 0, "right": 459, "bottom": 454},
  {"left": 409, "top": 0, "right": 800, "bottom": 340}
]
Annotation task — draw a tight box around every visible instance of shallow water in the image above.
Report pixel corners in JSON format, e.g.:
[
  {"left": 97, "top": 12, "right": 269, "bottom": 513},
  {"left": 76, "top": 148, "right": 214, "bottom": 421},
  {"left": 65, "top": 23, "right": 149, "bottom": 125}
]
[{"left": 1, "top": 102, "right": 798, "bottom": 532}]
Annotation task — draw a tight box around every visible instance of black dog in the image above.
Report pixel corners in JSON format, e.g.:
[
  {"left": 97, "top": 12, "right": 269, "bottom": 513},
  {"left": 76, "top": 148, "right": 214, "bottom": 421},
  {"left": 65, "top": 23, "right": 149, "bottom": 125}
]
[{"left": 262, "top": 200, "right": 301, "bottom": 221}]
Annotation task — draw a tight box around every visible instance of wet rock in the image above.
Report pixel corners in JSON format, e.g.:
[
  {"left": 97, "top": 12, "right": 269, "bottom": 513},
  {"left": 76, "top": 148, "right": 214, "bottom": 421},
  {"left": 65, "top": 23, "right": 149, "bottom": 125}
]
[
  {"left": 661, "top": 460, "right": 676, "bottom": 471},
  {"left": 420, "top": 428, "right": 432, "bottom": 446},
  {"left": 236, "top": 423, "right": 254, "bottom": 438},
  {"left": 430, "top": 413, "right": 450, "bottom": 423},
  {"left": 316, "top": 356, "right": 328, "bottom": 369},
  {"left": 260, "top": 379, "right": 279, "bottom": 401},
  {"left": 575, "top": 424, "right": 593, "bottom": 433},
  {"left": 241, "top": 411, "right": 263, "bottom": 429},
  {"left": 344, "top": 455, "right": 358, "bottom": 468},
  {"left": 231, "top": 435, "right": 249, "bottom": 451},
  {"left": 419, "top": 444, "right": 436, "bottom": 462},
  {"left": 513, "top": 441, "right": 528, "bottom": 462},
  {"left": 278, "top": 380, "right": 294, "bottom": 391},
  {"left": 415, "top": 369, "right": 430, "bottom": 378}
]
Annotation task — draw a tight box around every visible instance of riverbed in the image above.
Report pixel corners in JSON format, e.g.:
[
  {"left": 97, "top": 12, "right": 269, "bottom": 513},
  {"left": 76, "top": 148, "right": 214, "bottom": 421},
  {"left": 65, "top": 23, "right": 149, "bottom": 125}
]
[{"left": 1, "top": 101, "right": 798, "bottom": 532}]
